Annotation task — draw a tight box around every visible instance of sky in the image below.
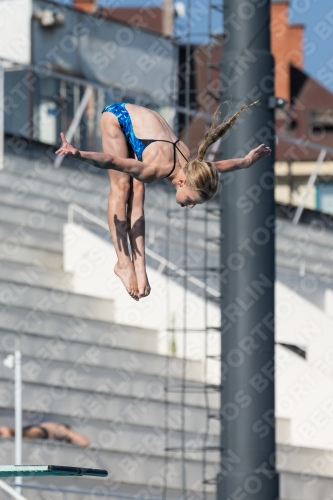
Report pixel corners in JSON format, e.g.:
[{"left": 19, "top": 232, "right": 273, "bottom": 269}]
[
  {"left": 288, "top": 0, "right": 333, "bottom": 93},
  {"left": 54, "top": 0, "right": 333, "bottom": 93}
]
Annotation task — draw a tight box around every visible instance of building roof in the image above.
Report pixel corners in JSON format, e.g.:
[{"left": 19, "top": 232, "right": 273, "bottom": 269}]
[
  {"left": 276, "top": 64, "right": 333, "bottom": 161},
  {"left": 99, "top": 7, "right": 163, "bottom": 34}
]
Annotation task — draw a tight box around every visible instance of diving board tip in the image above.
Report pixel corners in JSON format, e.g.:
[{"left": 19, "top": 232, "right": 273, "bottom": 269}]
[{"left": 0, "top": 465, "right": 108, "bottom": 478}]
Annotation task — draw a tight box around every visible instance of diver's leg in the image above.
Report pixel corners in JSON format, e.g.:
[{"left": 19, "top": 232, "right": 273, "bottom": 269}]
[
  {"left": 100, "top": 112, "right": 139, "bottom": 301},
  {"left": 57, "top": 424, "right": 90, "bottom": 447},
  {"left": 127, "top": 179, "right": 151, "bottom": 298}
]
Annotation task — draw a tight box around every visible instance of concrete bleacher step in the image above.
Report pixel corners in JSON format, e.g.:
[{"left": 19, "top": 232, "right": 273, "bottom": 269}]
[
  {"left": 0, "top": 416, "right": 220, "bottom": 463},
  {"left": 3, "top": 156, "right": 208, "bottom": 238},
  {"left": 0, "top": 168, "right": 169, "bottom": 239},
  {"left": 1, "top": 162, "right": 108, "bottom": 213},
  {"left": 0, "top": 279, "right": 114, "bottom": 323},
  {"left": 0, "top": 220, "right": 62, "bottom": 253},
  {"left": 0, "top": 259, "right": 74, "bottom": 291},
  {"left": 276, "top": 253, "right": 333, "bottom": 279},
  {"left": 3, "top": 410, "right": 219, "bottom": 458},
  {"left": 0, "top": 190, "right": 108, "bottom": 239},
  {"left": 1, "top": 158, "right": 208, "bottom": 250},
  {"left": 5, "top": 154, "right": 109, "bottom": 195},
  {"left": 1, "top": 441, "right": 218, "bottom": 495},
  {"left": 277, "top": 235, "right": 333, "bottom": 265},
  {"left": 0, "top": 379, "right": 217, "bottom": 435},
  {"left": 0, "top": 306, "right": 158, "bottom": 353},
  {"left": 0, "top": 471, "right": 216, "bottom": 500},
  {"left": 0, "top": 201, "right": 65, "bottom": 234},
  {"left": 0, "top": 191, "right": 108, "bottom": 248},
  {"left": 279, "top": 218, "right": 333, "bottom": 246},
  {"left": 0, "top": 239, "right": 63, "bottom": 270},
  {"left": 0, "top": 353, "right": 218, "bottom": 409},
  {"left": 0, "top": 185, "right": 68, "bottom": 218},
  {"left": 0, "top": 328, "right": 203, "bottom": 382},
  {"left": 0, "top": 185, "right": 166, "bottom": 240}
]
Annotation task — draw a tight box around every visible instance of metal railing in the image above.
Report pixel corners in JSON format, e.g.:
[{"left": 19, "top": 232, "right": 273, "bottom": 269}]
[
  {"left": 292, "top": 148, "right": 327, "bottom": 225},
  {"left": 68, "top": 203, "right": 220, "bottom": 298},
  {"left": 0, "top": 480, "right": 28, "bottom": 500},
  {"left": 0, "top": 56, "right": 215, "bottom": 121},
  {"left": 0, "top": 53, "right": 213, "bottom": 174}
]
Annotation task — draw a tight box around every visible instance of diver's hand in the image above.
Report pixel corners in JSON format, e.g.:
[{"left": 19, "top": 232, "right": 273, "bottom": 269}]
[
  {"left": 244, "top": 144, "right": 271, "bottom": 167},
  {"left": 55, "top": 132, "right": 79, "bottom": 156}
]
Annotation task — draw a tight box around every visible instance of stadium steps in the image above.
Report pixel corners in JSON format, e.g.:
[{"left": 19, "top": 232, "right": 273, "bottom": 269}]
[
  {"left": 0, "top": 201, "right": 65, "bottom": 234},
  {"left": 0, "top": 259, "right": 74, "bottom": 292},
  {"left": 0, "top": 219, "right": 62, "bottom": 254},
  {"left": 1, "top": 440, "right": 218, "bottom": 495},
  {"left": 277, "top": 235, "right": 333, "bottom": 266},
  {"left": 2, "top": 159, "right": 108, "bottom": 212},
  {"left": 5, "top": 154, "right": 109, "bottom": 195},
  {"left": 0, "top": 185, "right": 69, "bottom": 218},
  {"left": 0, "top": 352, "right": 218, "bottom": 409},
  {"left": 3, "top": 156, "right": 212, "bottom": 244},
  {"left": 0, "top": 379, "right": 217, "bottom": 436},
  {"left": 0, "top": 239, "right": 63, "bottom": 271},
  {"left": 0, "top": 279, "right": 114, "bottom": 323},
  {"left": 0, "top": 154, "right": 219, "bottom": 497},
  {"left": 0, "top": 305, "right": 158, "bottom": 353},
  {"left": 10, "top": 414, "right": 219, "bottom": 457},
  {"left": 0, "top": 328, "right": 203, "bottom": 382}
]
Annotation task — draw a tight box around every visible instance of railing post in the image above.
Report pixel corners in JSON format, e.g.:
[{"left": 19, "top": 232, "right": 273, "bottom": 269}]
[
  {"left": 0, "top": 59, "right": 4, "bottom": 171},
  {"left": 0, "top": 480, "right": 28, "bottom": 500},
  {"left": 292, "top": 148, "right": 326, "bottom": 225},
  {"left": 14, "top": 351, "right": 22, "bottom": 496}
]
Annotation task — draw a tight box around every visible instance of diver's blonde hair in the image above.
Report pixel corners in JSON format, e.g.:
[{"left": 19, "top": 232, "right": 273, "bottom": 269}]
[{"left": 184, "top": 100, "right": 259, "bottom": 201}]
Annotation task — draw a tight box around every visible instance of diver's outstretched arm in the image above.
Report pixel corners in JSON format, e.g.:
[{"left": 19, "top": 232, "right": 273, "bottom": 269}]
[
  {"left": 55, "top": 133, "right": 155, "bottom": 182},
  {"left": 213, "top": 144, "right": 271, "bottom": 172}
]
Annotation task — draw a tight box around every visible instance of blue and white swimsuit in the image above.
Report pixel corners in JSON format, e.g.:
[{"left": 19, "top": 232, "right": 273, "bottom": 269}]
[{"left": 102, "top": 102, "right": 188, "bottom": 178}]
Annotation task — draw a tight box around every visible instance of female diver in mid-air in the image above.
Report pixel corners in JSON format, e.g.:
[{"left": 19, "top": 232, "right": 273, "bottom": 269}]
[{"left": 55, "top": 101, "right": 271, "bottom": 301}]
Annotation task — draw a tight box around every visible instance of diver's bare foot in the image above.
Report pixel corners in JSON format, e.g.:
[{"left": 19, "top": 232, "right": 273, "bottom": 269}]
[
  {"left": 114, "top": 261, "right": 139, "bottom": 301},
  {"left": 134, "top": 265, "right": 151, "bottom": 298}
]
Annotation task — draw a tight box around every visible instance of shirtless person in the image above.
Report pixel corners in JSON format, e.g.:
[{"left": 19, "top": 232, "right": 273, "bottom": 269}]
[{"left": 0, "top": 422, "right": 89, "bottom": 447}]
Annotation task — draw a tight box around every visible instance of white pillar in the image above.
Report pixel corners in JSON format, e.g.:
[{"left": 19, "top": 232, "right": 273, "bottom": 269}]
[{"left": 14, "top": 350, "right": 22, "bottom": 495}]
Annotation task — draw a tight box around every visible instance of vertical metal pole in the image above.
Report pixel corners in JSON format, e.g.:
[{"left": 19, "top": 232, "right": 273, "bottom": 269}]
[
  {"left": 179, "top": 0, "right": 191, "bottom": 494},
  {"left": 163, "top": 192, "right": 172, "bottom": 500},
  {"left": 218, "top": 0, "right": 278, "bottom": 499},
  {"left": 0, "top": 60, "right": 4, "bottom": 171},
  {"left": 15, "top": 350, "right": 22, "bottom": 495}
]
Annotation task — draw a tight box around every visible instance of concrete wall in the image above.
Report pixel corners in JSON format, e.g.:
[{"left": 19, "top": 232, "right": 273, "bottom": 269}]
[{"left": 276, "top": 281, "right": 333, "bottom": 450}]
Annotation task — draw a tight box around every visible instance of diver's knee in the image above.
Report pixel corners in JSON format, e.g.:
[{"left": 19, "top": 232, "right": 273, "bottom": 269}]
[{"left": 110, "top": 178, "right": 131, "bottom": 199}]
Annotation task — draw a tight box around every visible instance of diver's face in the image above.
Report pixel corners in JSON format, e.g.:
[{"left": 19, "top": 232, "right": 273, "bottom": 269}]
[{"left": 175, "top": 185, "right": 204, "bottom": 209}]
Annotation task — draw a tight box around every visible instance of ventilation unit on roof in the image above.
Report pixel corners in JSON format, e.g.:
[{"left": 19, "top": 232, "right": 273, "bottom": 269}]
[{"left": 34, "top": 9, "right": 65, "bottom": 27}]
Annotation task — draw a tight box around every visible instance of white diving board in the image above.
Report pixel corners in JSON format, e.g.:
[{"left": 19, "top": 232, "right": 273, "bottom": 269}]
[{"left": 0, "top": 465, "right": 108, "bottom": 477}]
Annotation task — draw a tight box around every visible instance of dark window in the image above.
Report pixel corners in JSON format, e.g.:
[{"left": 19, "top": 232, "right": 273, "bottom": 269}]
[
  {"left": 309, "top": 108, "right": 333, "bottom": 134},
  {"left": 286, "top": 119, "right": 298, "bottom": 131}
]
